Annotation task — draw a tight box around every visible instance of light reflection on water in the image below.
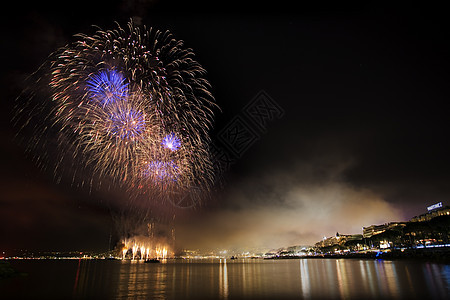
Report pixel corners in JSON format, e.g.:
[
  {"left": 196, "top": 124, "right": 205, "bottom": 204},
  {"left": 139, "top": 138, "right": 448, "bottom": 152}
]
[
  {"left": 297, "top": 259, "right": 450, "bottom": 300},
  {"left": 108, "top": 259, "right": 450, "bottom": 299},
  {"left": 219, "top": 259, "right": 228, "bottom": 299},
  {"left": 4, "top": 258, "right": 450, "bottom": 299}
]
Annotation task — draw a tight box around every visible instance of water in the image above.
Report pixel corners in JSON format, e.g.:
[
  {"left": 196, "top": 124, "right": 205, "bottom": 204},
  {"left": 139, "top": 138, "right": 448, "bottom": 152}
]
[{"left": 2, "top": 258, "right": 450, "bottom": 299}]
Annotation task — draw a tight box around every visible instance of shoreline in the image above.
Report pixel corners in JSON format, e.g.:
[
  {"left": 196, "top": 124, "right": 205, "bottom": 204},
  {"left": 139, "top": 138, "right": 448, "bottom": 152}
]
[
  {"left": 265, "top": 248, "right": 450, "bottom": 263},
  {"left": 5, "top": 247, "right": 450, "bottom": 264}
]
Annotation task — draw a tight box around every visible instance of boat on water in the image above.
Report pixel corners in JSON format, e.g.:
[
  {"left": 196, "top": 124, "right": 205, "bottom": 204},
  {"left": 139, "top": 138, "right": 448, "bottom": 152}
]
[{"left": 144, "top": 258, "right": 161, "bottom": 263}]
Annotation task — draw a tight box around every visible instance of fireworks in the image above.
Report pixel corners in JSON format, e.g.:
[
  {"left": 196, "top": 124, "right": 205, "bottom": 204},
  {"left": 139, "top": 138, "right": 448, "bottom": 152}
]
[
  {"left": 17, "top": 20, "right": 217, "bottom": 206},
  {"left": 162, "top": 133, "right": 182, "bottom": 151},
  {"left": 121, "top": 236, "right": 171, "bottom": 260},
  {"left": 86, "top": 69, "right": 129, "bottom": 105}
]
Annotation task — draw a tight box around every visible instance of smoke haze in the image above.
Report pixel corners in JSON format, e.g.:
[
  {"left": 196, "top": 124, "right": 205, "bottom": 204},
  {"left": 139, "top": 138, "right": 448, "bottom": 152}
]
[{"left": 177, "top": 160, "right": 402, "bottom": 251}]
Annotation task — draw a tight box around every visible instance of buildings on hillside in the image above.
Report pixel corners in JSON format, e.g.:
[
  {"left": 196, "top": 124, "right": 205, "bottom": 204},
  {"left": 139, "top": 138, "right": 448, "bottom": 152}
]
[
  {"left": 363, "top": 222, "right": 406, "bottom": 238},
  {"left": 315, "top": 233, "right": 362, "bottom": 249},
  {"left": 410, "top": 202, "right": 450, "bottom": 222},
  {"left": 315, "top": 202, "right": 449, "bottom": 252}
]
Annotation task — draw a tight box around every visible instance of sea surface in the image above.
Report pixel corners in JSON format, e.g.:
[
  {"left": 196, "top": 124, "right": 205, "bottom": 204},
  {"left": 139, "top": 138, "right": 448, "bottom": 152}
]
[{"left": 1, "top": 258, "right": 450, "bottom": 299}]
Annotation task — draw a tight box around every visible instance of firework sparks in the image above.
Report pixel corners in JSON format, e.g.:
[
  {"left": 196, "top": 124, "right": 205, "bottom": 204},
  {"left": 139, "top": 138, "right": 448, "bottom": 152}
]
[
  {"left": 17, "top": 20, "right": 217, "bottom": 206},
  {"left": 107, "top": 105, "right": 146, "bottom": 140},
  {"left": 122, "top": 236, "right": 171, "bottom": 260},
  {"left": 86, "top": 69, "right": 129, "bottom": 105},
  {"left": 162, "top": 133, "right": 182, "bottom": 151},
  {"left": 145, "top": 160, "right": 179, "bottom": 181}
]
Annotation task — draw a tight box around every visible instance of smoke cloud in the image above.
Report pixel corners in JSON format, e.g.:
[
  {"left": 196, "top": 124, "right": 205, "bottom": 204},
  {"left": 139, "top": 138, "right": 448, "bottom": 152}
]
[{"left": 177, "top": 159, "right": 403, "bottom": 252}]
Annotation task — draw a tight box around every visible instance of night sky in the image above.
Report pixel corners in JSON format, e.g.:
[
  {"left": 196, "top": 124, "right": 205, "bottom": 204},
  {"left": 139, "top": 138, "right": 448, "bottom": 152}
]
[{"left": 1, "top": 2, "right": 450, "bottom": 253}]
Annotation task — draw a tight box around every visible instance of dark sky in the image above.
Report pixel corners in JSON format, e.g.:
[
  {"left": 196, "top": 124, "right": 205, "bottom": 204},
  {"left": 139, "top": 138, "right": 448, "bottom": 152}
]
[{"left": 1, "top": 1, "right": 450, "bottom": 253}]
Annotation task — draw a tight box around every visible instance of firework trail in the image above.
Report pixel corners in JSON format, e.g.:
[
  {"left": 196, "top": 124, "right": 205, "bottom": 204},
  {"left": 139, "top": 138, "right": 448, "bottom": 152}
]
[{"left": 15, "top": 21, "right": 217, "bottom": 207}]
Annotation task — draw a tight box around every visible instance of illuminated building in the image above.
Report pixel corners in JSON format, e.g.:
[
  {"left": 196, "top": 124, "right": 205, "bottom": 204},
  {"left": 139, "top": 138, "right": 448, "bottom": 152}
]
[
  {"left": 315, "top": 233, "right": 363, "bottom": 248},
  {"left": 315, "top": 202, "right": 449, "bottom": 251},
  {"left": 362, "top": 222, "right": 406, "bottom": 238},
  {"left": 410, "top": 202, "right": 450, "bottom": 222}
]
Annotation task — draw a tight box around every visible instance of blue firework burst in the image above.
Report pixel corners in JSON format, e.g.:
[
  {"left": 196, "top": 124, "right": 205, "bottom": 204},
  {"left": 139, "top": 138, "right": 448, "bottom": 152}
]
[
  {"left": 161, "top": 133, "right": 181, "bottom": 151},
  {"left": 86, "top": 70, "right": 129, "bottom": 105},
  {"left": 108, "top": 107, "right": 145, "bottom": 140},
  {"left": 145, "top": 160, "right": 179, "bottom": 181}
]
